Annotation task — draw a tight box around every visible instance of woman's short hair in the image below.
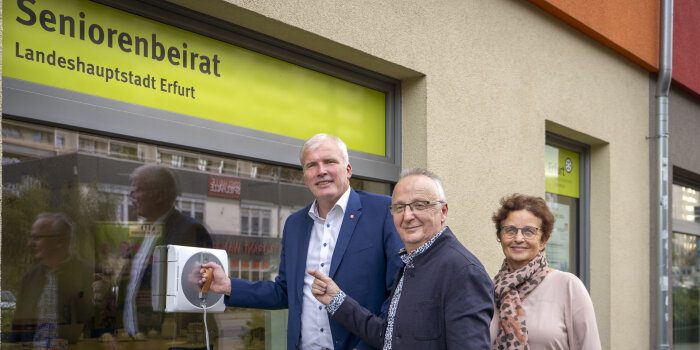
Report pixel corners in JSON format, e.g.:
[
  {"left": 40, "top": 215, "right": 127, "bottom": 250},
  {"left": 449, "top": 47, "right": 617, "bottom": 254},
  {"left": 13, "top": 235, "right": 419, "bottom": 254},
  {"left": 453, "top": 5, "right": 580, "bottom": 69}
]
[{"left": 491, "top": 194, "right": 554, "bottom": 243}]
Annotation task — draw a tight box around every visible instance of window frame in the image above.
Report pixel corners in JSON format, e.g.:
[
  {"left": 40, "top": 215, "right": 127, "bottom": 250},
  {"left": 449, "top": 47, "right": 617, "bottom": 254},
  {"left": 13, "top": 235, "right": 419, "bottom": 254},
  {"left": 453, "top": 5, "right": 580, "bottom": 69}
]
[{"left": 546, "top": 132, "right": 592, "bottom": 288}]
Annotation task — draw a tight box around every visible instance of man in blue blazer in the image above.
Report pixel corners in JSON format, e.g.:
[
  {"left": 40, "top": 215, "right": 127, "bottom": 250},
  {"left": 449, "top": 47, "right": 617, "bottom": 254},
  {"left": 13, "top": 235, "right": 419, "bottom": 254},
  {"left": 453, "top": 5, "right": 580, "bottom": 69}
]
[{"left": 202, "top": 134, "right": 403, "bottom": 350}]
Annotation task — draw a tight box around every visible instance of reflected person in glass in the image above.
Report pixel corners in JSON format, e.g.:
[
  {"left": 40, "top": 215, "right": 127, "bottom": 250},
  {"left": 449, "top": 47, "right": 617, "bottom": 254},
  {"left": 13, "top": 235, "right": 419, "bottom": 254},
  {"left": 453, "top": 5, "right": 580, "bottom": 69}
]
[
  {"left": 490, "top": 194, "right": 601, "bottom": 350},
  {"left": 12, "top": 213, "right": 95, "bottom": 347},
  {"left": 120, "top": 164, "right": 212, "bottom": 339}
]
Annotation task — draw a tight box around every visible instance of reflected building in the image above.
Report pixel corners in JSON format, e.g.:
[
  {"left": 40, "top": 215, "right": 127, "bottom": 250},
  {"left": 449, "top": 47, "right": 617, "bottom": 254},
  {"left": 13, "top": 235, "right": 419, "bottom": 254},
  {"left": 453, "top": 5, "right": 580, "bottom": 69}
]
[
  {"left": 1, "top": 119, "right": 389, "bottom": 348},
  {"left": 672, "top": 184, "right": 700, "bottom": 346}
]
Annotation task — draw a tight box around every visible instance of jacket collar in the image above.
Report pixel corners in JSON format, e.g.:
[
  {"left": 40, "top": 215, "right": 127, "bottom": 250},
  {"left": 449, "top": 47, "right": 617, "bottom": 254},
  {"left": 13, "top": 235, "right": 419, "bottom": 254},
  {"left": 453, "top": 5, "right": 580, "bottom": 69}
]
[{"left": 328, "top": 188, "right": 362, "bottom": 278}]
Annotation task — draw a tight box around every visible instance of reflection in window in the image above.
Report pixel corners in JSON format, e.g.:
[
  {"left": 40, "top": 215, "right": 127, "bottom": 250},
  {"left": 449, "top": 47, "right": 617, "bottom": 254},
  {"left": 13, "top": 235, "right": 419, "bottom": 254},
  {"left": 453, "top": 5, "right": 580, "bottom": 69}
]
[
  {"left": 2, "top": 156, "right": 22, "bottom": 165},
  {"left": 674, "top": 184, "right": 700, "bottom": 223},
  {"left": 110, "top": 142, "right": 138, "bottom": 161},
  {"left": 32, "top": 131, "right": 53, "bottom": 144},
  {"left": 178, "top": 199, "right": 206, "bottom": 222},
  {"left": 183, "top": 155, "right": 199, "bottom": 170},
  {"left": 252, "top": 163, "right": 278, "bottom": 181},
  {"left": 672, "top": 181, "right": 700, "bottom": 348},
  {"left": 672, "top": 232, "right": 700, "bottom": 347},
  {"left": 172, "top": 154, "right": 184, "bottom": 167},
  {"left": 241, "top": 205, "right": 272, "bottom": 237},
  {"left": 80, "top": 138, "right": 96, "bottom": 153},
  {"left": 1, "top": 120, "right": 390, "bottom": 349},
  {"left": 2, "top": 126, "right": 21, "bottom": 138},
  {"left": 198, "top": 159, "right": 208, "bottom": 171},
  {"left": 280, "top": 167, "right": 304, "bottom": 185}
]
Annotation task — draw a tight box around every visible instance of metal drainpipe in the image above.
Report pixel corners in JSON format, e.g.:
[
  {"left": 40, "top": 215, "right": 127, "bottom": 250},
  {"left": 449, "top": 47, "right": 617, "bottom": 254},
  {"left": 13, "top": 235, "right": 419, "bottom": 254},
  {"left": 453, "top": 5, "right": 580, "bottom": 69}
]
[{"left": 655, "top": 0, "right": 672, "bottom": 349}]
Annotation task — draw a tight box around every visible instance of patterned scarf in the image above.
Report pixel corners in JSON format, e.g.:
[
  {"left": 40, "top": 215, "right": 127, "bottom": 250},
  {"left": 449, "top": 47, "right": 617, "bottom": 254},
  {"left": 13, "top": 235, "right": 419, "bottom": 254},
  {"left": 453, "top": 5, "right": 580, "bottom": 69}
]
[{"left": 492, "top": 253, "right": 549, "bottom": 350}]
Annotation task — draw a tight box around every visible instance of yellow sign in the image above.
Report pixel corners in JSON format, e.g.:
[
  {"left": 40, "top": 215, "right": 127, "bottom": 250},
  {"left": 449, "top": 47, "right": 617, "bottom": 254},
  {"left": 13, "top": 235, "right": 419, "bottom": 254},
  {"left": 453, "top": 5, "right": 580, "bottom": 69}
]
[
  {"left": 545, "top": 144, "right": 580, "bottom": 198},
  {"left": 4, "top": 0, "right": 387, "bottom": 156}
]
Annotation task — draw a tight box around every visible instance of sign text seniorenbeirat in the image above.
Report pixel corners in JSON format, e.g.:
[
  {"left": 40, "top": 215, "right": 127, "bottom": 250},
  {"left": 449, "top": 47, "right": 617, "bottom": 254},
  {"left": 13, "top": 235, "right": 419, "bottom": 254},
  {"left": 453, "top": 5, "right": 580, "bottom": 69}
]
[{"left": 16, "top": 0, "right": 221, "bottom": 77}]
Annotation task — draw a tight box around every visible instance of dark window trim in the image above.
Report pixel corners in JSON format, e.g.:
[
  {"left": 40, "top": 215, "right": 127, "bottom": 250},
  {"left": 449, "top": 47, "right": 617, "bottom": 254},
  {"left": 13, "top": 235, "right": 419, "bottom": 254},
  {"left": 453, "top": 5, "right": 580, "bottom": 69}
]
[{"left": 673, "top": 166, "right": 700, "bottom": 189}]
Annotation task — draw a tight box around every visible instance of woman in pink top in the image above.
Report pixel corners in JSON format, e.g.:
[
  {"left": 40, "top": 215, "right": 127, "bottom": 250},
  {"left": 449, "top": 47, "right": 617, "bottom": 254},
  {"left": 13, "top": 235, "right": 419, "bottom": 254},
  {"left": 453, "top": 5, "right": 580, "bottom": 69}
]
[{"left": 490, "top": 194, "right": 601, "bottom": 350}]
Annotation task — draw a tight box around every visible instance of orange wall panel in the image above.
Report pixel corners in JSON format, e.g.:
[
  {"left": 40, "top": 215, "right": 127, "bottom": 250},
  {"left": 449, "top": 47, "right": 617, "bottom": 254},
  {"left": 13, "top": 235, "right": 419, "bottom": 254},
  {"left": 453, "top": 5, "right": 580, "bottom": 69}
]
[
  {"left": 528, "top": 0, "right": 659, "bottom": 71},
  {"left": 674, "top": 0, "right": 700, "bottom": 98}
]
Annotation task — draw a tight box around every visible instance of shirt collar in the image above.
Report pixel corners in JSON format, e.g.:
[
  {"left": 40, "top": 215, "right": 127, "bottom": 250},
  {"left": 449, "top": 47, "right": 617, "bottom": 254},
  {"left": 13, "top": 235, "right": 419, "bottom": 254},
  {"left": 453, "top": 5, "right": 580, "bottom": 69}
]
[
  {"left": 308, "top": 187, "right": 352, "bottom": 221},
  {"left": 399, "top": 226, "right": 447, "bottom": 268}
]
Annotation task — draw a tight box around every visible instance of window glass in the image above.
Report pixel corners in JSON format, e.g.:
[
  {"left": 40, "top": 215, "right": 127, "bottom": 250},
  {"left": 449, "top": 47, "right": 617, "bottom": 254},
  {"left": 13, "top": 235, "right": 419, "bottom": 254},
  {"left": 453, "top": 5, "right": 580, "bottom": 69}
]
[
  {"left": 1, "top": 119, "right": 390, "bottom": 349},
  {"left": 672, "top": 232, "right": 700, "bottom": 347},
  {"left": 544, "top": 143, "right": 581, "bottom": 274},
  {"left": 56, "top": 136, "right": 65, "bottom": 149},
  {"left": 544, "top": 192, "right": 579, "bottom": 273},
  {"left": 672, "top": 183, "right": 700, "bottom": 348},
  {"left": 673, "top": 184, "right": 700, "bottom": 223},
  {"left": 110, "top": 142, "right": 138, "bottom": 161}
]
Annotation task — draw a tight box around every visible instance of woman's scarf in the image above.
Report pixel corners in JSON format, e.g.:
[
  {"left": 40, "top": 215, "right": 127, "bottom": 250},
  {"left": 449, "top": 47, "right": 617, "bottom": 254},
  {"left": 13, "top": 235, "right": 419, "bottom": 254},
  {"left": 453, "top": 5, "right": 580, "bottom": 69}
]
[{"left": 492, "top": 253, "right": 549, "bottom": 350}]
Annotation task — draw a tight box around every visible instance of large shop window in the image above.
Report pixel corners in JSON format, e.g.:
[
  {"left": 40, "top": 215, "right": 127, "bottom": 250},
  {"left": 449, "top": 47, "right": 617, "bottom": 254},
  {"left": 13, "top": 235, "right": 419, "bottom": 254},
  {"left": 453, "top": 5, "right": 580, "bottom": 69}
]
[
  {"left": 544, "top": 134, "right": 591, "bottom": 286},
  {"left": 672, "top": 181, "right": 700, "bottom": 349},
  {"left": 0, "top": 119, "right": 391, "bottom": 349}
]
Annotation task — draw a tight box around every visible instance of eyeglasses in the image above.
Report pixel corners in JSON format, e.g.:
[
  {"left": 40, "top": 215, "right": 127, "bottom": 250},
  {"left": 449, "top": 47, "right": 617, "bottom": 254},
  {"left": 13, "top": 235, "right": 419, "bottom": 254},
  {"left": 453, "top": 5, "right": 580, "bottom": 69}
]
[
  {"left": 388, "top": 201, "right": 444, "bottom": 215},
  {"left": 500, "top": 225, "right": 540, "bottom": 240}
]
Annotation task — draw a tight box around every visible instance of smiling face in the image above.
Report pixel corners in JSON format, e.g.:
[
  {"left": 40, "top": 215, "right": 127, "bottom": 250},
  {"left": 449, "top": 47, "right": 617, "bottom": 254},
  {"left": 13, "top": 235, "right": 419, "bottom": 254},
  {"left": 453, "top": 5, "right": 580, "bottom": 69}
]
[
  {"left": 302, "top": 138, "right": 352, "bottom": 217},
  {"left": 499, "top": 209, "right": 548, "bottom": 270},
  {"left": 392, "top": 175, "right": 448, "bottom": 252}
]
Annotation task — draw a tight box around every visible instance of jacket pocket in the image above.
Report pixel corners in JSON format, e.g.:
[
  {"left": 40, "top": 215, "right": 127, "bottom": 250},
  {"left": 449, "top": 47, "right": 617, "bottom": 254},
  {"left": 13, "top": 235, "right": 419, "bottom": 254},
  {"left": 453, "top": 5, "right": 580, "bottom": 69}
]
[{"left": 412, "top": 300, "right": 441, "bottom": 340}]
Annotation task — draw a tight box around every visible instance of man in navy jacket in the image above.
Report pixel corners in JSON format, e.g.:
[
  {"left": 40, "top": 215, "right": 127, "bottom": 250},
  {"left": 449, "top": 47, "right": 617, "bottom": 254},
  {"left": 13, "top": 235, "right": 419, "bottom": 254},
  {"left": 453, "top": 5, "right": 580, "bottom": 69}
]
[
  {"left": 122, "top": 164, "right": 212, "bottom": 336},
  {"left": 202, "top": 134, "right": 403, "bottom": 349},
  {"left": 310, "top": 168, "right": 494, "bottom": 349}
]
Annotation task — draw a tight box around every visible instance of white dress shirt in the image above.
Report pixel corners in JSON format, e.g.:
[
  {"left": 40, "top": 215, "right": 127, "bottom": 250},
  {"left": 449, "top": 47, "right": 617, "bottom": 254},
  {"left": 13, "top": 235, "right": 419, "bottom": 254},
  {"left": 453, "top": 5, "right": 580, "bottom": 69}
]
[{"left": 300, "top": 187, "right": 351, "bottom": 350}]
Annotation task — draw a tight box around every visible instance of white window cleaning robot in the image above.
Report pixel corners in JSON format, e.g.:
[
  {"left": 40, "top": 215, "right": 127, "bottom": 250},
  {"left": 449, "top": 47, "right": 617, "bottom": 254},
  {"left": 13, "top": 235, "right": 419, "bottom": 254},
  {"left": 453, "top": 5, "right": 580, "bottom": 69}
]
[{"left": 152, "top": 245, "right": 228, "bottom": 349}]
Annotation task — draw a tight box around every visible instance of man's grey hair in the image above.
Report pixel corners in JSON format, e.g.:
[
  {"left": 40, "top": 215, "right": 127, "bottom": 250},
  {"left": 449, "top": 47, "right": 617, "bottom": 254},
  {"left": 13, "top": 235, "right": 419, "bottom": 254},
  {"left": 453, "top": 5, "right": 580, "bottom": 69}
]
[
  {"left": 130, "top": 164, "right": 179, "bottom": 206},
  {"left": 399, "top": 168, "right": 446, "bottom": 202},
  {"left": 36, "top": 212, "right": 74, "bottom": 244},
  {"left": 299, "top": 133, "right": 350, "bottom": 166}
]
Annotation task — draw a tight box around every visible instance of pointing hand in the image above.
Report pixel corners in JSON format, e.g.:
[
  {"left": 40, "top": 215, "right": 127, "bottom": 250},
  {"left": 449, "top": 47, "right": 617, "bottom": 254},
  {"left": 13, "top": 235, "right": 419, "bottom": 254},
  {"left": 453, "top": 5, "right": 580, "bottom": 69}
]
[{"left": 308, "top": 269, "right": 340, "bottom": 305}]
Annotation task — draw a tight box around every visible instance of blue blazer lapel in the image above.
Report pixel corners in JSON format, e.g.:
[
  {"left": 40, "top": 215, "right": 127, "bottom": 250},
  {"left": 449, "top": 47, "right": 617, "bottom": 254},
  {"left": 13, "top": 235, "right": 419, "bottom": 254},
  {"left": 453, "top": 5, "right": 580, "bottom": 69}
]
[
  {"left": 295, "top": 214, "right": 314, "bottom": 304},
  {"left": 329, "top": 189, "right": 362, "bottom": 278}
]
